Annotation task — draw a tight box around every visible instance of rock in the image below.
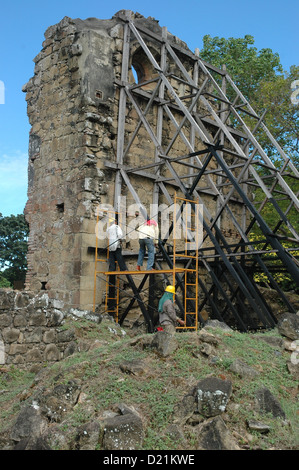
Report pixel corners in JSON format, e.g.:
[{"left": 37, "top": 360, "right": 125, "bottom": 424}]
[
  {"left": 172, "top": 394, "right": 198, "bottom": 425},
  {"left": 197, "top": 416, "right": 240, "bottom": 450},
  {"left": 52, "top": 380, "right": 81, "bottom": 406},
  {"left": 39, "top": 424, "right": 69, "bottom": 450},
  {"left": 13, "top": 437, "right": 52, "bottom": 450},
  {"left": 277, "top": 313, "right": 299, "bottom": 340},
  {"left": 13, "top": 436, "right": 52, "bottom": 450},
  {"left": 255, "top": 387, "right": 286, "bottom": 419},
  {"left": 44, "top": 344, "right": 61, "bottom": 361},
  {"left": 64, "top": 341, "right": 78, "bottom": 358},
  {"left": 10, "top": 403, "right": 48, "bottom": 444},
  {"left": 36, "top": 379, "right": 81, "bottom": 423},
  {"left": 102, "top": 404, "right": 144, "bottom": 450},
  {"left": 2, "top": 328, "right": 20, "bottom": 343},
  {"left": 128, "top": 334, "right": 153, "bottom": 350},
  {"left": 150, "top": 330, "right": 178, "bottom": 357},
  {"left": 198, "top": 330, "right": 220, "bottom": 345},
  {"left": 57, "top": 329, "right": 76, "bottom": 343},
  {"left": 197, "top": 330, "right": 219, "bottom": 357},
  {"left": 254, "top": 333, "right": 284, "bottom": 349},
  {"left": 283, "top": 338, "right": 297, "bottom": 352},
  {"left": 0, "top": 290, "right": 12, "bottom": 310},
  {"left": 120, "top": 359, "right": 148, "bottom": 376},
  {"left": 247, "top": 419, "right": 270, "bottom": 434},
  {"left": 195, "top": 377, "right": 232, "bottom": 418},
  {"left": 286, "top": 359, "right": 299, "bottom": 380},
  {"left": 203, "top": 320, "right": 232, "bottom": 331},
  {"left": 71, "top": 420, "right": 104, "bottom": 450},
  {"left": 229, "top": 359, "right": 259, "bottom": 378},
  {"left": 164, "top": 424, "right": 187, "bottom": 446},
  {"left": 199, "top": 342, "right": 215, "bottom": 357}
]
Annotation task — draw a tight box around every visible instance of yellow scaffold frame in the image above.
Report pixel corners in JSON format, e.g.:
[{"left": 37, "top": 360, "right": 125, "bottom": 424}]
[
  {"left": 93, "top": 196, "right": 200, "bottom": 330},
  {"left": 173, "top": 193, "right": 199, "bottom": 331},
  {"left": 93, "top": 209, "right": 122, "bottom": 322}
]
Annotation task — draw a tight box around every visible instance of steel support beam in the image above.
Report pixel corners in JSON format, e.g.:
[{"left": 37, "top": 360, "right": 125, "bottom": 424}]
[{"left": 97, "top": 15, "right": 299, "bottom": 331}]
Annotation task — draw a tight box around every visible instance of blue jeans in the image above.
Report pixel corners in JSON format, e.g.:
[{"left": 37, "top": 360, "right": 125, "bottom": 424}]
[{"left": 137, "top": 238, "right": 155, "bottom": 270}]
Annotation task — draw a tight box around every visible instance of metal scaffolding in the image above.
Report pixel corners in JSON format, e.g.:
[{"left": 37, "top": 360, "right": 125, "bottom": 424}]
[
  {"left": 93, "top": 195, "right": 201, "bottom": 332},
  {"left": 94, "top": 11, "right": 299, "bottom": 331}
]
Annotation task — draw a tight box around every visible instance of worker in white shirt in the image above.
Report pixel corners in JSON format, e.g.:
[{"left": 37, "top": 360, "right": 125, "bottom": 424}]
[
  {"left": 137, "top": 217, "right": 159, "bottom": 271},
  {"left": 106, "top": 217, "right": 123, "bottom": 271}
]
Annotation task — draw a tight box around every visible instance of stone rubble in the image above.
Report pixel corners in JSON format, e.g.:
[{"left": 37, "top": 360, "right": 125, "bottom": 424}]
[{"left": 0, "top": 312, "right": 298, "bottom": 451}]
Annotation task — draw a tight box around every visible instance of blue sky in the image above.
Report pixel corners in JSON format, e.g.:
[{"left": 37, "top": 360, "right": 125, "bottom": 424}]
[{"left": 0, "top": 0, "right": 298, "bottom": 217}]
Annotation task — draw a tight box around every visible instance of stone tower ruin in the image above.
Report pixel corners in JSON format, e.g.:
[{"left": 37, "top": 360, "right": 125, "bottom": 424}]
[{"left": 23, "top": 11, "right": 299, "bottom": 331}]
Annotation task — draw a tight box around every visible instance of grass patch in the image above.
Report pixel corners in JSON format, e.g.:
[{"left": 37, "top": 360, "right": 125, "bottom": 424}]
[
  {"left": 0, "top": 319, "right": 298, "bottom": 450},
  {"left": 0, "top": 367, "right": 35, "bottom": 433}
]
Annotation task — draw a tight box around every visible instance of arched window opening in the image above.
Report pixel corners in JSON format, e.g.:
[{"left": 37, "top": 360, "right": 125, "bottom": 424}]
[{"left": 130, "top": 47, "right": 160, "bottom": 91}]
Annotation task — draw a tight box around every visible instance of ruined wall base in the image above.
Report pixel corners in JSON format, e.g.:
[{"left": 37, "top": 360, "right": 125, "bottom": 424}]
[{"left": 0, "top": 289, "right": 100, "bottom": 370}]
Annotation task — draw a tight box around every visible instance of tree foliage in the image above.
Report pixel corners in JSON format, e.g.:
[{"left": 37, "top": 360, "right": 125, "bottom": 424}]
[
  {"left": 0, "top": 213, "right": 29, "bottom": 285},
  {"left": 252, "top": 65, "right": 299, "bottom": 161},
  {"left": 200, "top": 35, "right": 283, "bottom": 100},
  {"left": 200, "top": 35, "right": 298, "bottom": 165},
  {"left": 200, "top": 35, "right": 299, "bottom": 290}
]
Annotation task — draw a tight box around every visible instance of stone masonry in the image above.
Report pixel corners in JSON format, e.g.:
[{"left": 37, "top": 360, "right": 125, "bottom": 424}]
[
  {"left": 0, "top": 289, "right": 79, "bottom": 368},
  {"left": 23, "top": 15, "right": 116, "bottom": 310}
]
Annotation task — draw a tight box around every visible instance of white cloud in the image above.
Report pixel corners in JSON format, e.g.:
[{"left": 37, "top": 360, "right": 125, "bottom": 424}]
[{"left": 0, "top": 151, "right": 28, "bottom": 216}]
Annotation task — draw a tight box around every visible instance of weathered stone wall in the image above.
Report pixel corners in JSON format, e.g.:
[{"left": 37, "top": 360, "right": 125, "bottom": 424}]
[
  {"left": 23, "top": 15, "right": 126, "bottom": 311},
  {"left": 0, "top": 289, "right": 79, "bottom": 368},
  {"left": 23, "top": 11, "right": 246, "bottom": 314}
]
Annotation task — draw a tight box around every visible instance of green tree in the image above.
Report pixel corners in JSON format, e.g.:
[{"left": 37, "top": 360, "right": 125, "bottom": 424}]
[
  {"left": 200, "top": 34, "right": 283, "bottom": 101},
  {"left": 200, "top": 35, "right": 299, "bottom": 290},
  {"left": 200, "top": 35, "right": 298, "bottom": 164},
  {"left": 0, "top": 213, "right": 29, "bottom": 286},
  {"left": 0, "top": 273, "right": 12, "bottom": 288},
  {"left": 251, "top": 65, "right": 299, "bottom": 161}
]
